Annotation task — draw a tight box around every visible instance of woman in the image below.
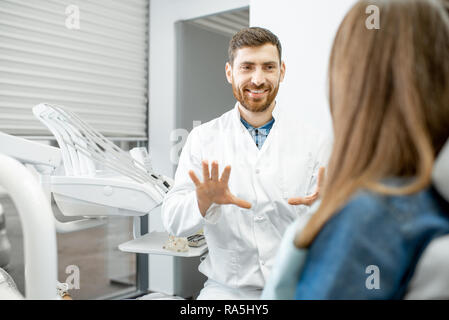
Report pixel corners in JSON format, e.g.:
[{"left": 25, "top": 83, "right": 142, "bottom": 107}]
[{"left": 263, "top": 0, "right": 449, "bottom": 299}]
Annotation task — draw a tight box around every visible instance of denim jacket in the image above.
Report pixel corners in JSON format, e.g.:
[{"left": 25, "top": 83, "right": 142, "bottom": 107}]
[{"left": 294, "top": 185, "right": 449, "bottom": 299}]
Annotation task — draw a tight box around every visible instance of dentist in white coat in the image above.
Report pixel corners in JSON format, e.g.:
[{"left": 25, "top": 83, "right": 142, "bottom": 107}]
[{"left": 162, "top": 27, "right": 329, "bottom": 300}]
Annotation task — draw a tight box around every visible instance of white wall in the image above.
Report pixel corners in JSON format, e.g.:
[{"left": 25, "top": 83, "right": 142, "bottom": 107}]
[{"left": 250, "top": 0, "right": 356, "bottom": 132}]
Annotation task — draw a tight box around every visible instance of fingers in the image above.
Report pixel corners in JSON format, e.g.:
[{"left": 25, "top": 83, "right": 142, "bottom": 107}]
[
  {"left": 231, "top": 195, "right": 252, "bottom": 209},
  {"left": 211, "top": 161, "right": 219, "bottom": 181},
  {"left": 188, "top": 170, "right": 201, "bottom": 187},
  {"left": 316, "top": 166, "right": 326, "bottom": 191},
  {"left": 202, "top": 160, "right": 210, "bottom": 181},
  {"left": 288, "top": 195, "right": 316, "bottom": 206},
  {"left": 288, "top": 197, "right": 305, "bottom": 205},
  {"left": 220, "top": 165, "right": 231, "bottom": 184},
  {"left": 291, "top": 198, "right": 312, "bottom": 206},
  {"left": 306, "top": 190, "right": 319, "bottom": 200}
]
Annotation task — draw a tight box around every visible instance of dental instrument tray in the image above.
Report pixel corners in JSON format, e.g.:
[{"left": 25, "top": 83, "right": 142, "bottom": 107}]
[
  {"left": 33, "top": 103, "right": 172, "bottom": 217},
  {"left": 119, "top": 231, "right": 208, "bottom": 257}
]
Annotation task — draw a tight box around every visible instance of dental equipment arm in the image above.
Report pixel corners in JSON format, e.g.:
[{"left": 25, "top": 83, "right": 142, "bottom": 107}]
[
  {"left": 31, "top": 103, "right": 172, "bottom": 228},
  {"left": 0, "top": 132, "right": 106, "bottom": 233},
  {"left": 0, "top": 154, "right": 58, "bottom": 299},
  {"left": 1, "top": 103, "right": 172, "bottom": 237},
  {"left": 0, "top": 131, "right": 60, "bottom": 167}
]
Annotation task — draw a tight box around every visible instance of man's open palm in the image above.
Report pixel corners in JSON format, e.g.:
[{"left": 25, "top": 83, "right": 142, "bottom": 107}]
[{"left": 189, "top": 160, "right": 252, "bottom": 216}]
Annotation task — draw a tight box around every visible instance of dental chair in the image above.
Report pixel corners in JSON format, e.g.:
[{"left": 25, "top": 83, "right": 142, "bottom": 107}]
[
  {"left": 0, "top": 103, "right": 206, "bottom": 299},
  {"left": 404, "top": 139, "right": 449, "bottom": 300},
  {"left": 0, "top": 203, "right": 11, "bottom": 268},
  {"left": 0, "top": 154, "right": 58, "bottom": 299},
  {"left": 405, "top": 235, "right": 449, "bottom": 299}
]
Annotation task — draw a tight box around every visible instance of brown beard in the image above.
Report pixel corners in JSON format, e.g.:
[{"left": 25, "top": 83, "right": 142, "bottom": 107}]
[{"left": 231, "top": 78, "right": 280, "bottom": 113}]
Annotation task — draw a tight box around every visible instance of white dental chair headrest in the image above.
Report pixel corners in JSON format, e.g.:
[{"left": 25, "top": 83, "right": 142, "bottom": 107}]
[{"left": 433, "top": 138, "right": 449, "bottom": 202}]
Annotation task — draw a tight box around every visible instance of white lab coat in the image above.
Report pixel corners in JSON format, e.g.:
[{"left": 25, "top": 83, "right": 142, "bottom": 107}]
[{"left": 161, "top": 102, "right": 331, "bottom": 299}]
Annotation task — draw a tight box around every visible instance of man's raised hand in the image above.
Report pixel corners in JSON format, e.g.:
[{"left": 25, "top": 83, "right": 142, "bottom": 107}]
[{"left": 189, "top": 160, "right": 252, "bottom": 216}]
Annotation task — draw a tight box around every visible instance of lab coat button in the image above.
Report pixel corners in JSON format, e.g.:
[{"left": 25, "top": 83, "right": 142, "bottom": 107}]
[
  {"left": 260, "top": 260, "right": 265, "bottom": 266},
  {"left": 255, "top": 169, "right": 260, "bottom": 174}
]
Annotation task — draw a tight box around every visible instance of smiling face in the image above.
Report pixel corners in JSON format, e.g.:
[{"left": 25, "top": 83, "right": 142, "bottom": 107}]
[{"left": 226, "top": 43, "right": 285, "bottom": 113}]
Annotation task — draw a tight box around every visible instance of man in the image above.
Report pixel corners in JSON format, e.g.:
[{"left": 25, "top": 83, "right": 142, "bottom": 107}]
[{"left": 162, "top": 27, "right": 329, "bottom": 299}]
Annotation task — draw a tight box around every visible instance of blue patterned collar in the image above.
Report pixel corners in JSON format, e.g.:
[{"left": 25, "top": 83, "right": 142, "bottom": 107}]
[
  {"left": 240, "top": 116, "right": 275, "bottom": 149},
  {"left": 240, "top": 116, "right": 275, "bottom": 133}
]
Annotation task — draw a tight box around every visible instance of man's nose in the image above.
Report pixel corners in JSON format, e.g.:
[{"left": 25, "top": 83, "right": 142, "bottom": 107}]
[{"left": 251, "top": 68, "right": 265, "bottom": 87}]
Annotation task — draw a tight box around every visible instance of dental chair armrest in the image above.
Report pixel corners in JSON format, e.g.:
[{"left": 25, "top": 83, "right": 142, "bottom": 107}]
[
  {"left": 54, "top": 217, "right": 107, "bottom": 233},
  {"left": 0, "top": 132, "right": 61, "bottom": 168}
]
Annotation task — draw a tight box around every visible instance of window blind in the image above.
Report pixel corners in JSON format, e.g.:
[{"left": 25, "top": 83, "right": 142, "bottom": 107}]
[{"left": 0, "top": 0, "right": 149, "bottom": 138}]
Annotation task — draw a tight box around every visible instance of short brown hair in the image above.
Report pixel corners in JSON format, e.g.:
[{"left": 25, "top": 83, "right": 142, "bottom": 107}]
[{"left": 228, "top": 27, "right": 282, "bottom": 65}]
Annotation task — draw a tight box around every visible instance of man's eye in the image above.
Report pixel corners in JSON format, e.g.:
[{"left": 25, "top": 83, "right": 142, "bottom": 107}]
[{"left": 241, "top": 65, "right": 251, "bottom": 70}]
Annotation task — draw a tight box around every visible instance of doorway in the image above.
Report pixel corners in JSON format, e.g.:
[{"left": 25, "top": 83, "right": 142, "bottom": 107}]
[{"left": 175, "top": 8, "right": 250, "bottom": 135}]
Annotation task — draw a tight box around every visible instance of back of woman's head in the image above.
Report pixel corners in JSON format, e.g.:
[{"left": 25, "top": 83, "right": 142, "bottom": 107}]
[{"left": 297, "top": 0, "right": 449, "bottom": 248}]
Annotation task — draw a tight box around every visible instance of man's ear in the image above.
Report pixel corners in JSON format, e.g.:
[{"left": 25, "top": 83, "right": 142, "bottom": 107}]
[
  {"left": 280, "top": 61, "right": 286, "bottom": 82},
  {"left": 225, "top": 62, "right": 233, "bottom": 84}
]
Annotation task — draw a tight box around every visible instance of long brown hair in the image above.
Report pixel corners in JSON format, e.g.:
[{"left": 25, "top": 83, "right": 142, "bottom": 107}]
[{"left": 296, "top": 0, "right": 449, "bottom": 248}]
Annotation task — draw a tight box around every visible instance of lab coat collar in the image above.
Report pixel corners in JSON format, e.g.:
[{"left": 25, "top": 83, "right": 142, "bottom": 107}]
[{"left": 233, "top": 101, "right": 281, "bottom": 129}]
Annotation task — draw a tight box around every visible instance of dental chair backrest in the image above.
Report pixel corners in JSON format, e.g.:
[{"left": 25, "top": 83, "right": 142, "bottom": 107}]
[{"left": 404, "top": 139, "right": 449, "bottom": 299}]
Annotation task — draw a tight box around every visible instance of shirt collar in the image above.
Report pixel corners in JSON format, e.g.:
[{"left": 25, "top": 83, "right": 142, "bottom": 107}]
[
  {"left": 240, "top": 116, "right": 275, "bottom": 133},
  {"left": 234, "top": 101, "right": 280, "bottom": 129}
]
